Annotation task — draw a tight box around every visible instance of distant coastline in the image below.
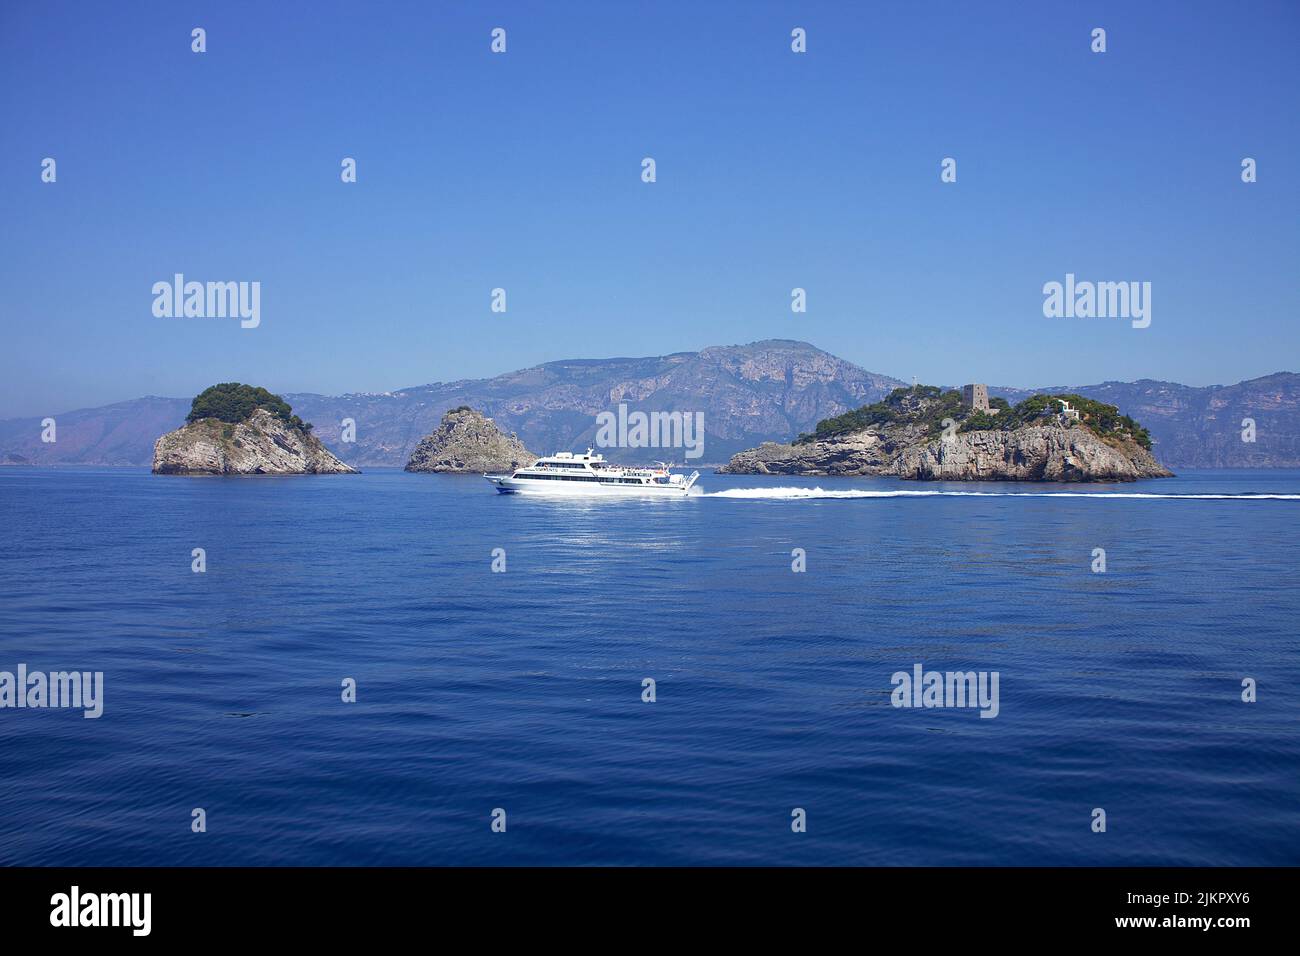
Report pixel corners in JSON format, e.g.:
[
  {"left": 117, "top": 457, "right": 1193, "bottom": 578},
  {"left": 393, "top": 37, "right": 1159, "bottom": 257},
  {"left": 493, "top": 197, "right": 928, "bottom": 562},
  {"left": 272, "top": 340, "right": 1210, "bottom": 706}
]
[{"left": 3, "top": 341, "right": 1297, "bottom": 471}]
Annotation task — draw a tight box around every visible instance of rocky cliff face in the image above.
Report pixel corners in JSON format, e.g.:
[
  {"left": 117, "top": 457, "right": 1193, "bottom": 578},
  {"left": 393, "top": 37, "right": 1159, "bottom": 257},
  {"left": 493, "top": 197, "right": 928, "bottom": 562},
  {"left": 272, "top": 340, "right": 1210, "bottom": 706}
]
[
  {"left": 152, "top": 409, "right": 357, "bottom": 475},
  {"left": 721, "top": 424, "right": 1170, "bottom": 481},
  {"left": 404, "top": 407, "right": 537, "bottom": 473},
  {"left": 719, "top": 420, "right": 931, "bottom": 476},
  {"left": 891, "top": 426, "right": 1171, "bottom": 481}
]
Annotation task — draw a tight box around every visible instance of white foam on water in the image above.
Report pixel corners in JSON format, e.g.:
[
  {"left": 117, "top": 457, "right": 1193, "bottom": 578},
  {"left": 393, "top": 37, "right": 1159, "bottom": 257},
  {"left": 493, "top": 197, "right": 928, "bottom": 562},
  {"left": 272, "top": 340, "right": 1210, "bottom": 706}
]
[{"left": 704, "top": 486, "right": 1300, "bottom": 501}]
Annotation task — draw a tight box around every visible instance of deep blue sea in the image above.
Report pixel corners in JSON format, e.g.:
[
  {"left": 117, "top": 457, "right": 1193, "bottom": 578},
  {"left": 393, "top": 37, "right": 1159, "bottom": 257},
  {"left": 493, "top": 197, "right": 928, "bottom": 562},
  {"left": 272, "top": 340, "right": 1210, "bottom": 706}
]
[{"left": 1, "top": 467, "right": 1297, "bottom": 866}]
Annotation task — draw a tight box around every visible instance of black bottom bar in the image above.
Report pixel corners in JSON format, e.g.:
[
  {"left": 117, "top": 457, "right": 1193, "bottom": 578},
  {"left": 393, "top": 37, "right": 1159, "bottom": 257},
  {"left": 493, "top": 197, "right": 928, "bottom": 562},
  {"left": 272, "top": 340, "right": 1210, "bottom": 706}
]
[{"left": 0, "top": 866, "right": 1285, "bottom": 941}]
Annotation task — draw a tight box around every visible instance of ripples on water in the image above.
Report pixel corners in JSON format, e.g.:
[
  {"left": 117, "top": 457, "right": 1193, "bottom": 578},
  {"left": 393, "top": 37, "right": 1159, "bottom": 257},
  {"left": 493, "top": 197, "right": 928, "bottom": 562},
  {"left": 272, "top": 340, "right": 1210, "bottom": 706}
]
[{"left": 0, "top": 468, "right": 1297, "bottom": 865}]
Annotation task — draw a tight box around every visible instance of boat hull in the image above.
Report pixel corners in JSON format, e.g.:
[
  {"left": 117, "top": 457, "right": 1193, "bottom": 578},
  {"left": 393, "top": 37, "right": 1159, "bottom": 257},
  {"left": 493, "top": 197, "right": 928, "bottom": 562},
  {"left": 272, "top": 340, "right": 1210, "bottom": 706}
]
[{"left": 484, "top": 475, "right": 698, "bottom": 496}]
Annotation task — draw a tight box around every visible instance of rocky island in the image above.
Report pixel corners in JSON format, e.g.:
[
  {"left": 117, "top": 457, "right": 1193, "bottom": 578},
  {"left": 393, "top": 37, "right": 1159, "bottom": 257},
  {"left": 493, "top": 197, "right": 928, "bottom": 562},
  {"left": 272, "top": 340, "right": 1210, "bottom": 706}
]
[
  {"left": 153, "top": 383, "right": 357, "bottom": 475},
  {"left": 719, "top": 385, "right": 1172, "bottom": 481},
  {"left": 404, "top": 406, "right": 537, "bottom": 474}
]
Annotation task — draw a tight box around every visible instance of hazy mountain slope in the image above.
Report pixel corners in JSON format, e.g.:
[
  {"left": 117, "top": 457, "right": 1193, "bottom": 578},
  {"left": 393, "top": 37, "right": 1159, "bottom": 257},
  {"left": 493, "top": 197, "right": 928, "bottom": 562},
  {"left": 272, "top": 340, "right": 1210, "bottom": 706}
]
[
  {"left": 295, "top": 340, "right": 905, "bottom": 466},
  {"left": 0, "top": 341, "right": 904, "bottom": 467},
  {"left": 0, "top": 396, "right": 190, "bottom": 465}
]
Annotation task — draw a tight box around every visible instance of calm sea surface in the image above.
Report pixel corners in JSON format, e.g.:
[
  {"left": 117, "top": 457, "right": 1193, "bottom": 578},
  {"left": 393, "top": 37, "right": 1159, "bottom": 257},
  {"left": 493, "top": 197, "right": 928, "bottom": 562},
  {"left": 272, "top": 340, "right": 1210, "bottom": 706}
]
[{"left": 1, "top": 467, "right": 1297, "bottom": 866}]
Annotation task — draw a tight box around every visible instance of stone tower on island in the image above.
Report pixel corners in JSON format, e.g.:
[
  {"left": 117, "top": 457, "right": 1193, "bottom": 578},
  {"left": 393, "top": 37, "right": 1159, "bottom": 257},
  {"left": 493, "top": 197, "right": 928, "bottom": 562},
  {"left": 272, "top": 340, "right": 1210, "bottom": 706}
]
[{"left": 961, "top": 383, "right": 992, "bottom": 413}]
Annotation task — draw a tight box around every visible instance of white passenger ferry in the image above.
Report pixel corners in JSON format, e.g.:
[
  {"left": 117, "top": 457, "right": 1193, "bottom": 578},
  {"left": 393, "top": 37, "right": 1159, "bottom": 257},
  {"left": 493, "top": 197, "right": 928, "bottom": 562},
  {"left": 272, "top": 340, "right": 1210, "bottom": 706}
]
[{"left": 485, "top": 450, "right": 700, "bottom": 496}]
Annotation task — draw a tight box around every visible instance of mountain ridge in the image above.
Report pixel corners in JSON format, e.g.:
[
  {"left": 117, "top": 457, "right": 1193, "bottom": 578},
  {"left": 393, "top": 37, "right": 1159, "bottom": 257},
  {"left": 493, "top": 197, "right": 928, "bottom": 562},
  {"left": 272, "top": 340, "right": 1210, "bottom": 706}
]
[{"left": 2, "top": 341, "right": 1297, "bottom": 469}]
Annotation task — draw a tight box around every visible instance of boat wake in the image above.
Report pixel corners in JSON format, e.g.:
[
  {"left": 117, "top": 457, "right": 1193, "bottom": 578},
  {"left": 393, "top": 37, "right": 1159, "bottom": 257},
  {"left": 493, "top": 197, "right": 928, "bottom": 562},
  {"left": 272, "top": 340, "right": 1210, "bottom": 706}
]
[{"left": 704, "top": 486, "right": 1300, "bottom": 501}]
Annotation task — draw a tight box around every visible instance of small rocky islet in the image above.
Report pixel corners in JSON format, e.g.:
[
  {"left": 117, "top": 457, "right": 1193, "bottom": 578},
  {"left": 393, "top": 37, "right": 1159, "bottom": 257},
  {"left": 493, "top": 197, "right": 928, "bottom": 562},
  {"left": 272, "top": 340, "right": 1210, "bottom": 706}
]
[
  {"left": 719, "top": 385, "right": 1173, "bottom": 482},
  {"left": 404, "top": 406, "right": 537, "bottom": 474},
  {"left": 152, "top": 383, "right": 356, "bottom": 475}
]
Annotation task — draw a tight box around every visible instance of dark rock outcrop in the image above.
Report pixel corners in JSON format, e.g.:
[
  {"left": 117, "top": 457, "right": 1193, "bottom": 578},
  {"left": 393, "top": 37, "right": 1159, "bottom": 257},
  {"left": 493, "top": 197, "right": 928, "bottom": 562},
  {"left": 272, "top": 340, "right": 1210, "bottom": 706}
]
[{"left": 404, "top": 407, "right": 537, "bottom": 473}]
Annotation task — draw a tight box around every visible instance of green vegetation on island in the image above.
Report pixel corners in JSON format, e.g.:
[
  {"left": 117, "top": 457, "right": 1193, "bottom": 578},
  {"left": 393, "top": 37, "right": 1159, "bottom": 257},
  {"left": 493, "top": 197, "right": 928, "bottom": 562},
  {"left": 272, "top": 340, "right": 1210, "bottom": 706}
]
[
  {"left": 797, "top": 384, "right": 1152, "bottom": 450},
  {"left": 186, "top": 383, "right": 313, "bottom": 433},
  {"left": 973, "top": 393, "right": 1152, "bottom": 449},
  {"left": 796, "top": 386, "right": 956, "bottom": 442}
]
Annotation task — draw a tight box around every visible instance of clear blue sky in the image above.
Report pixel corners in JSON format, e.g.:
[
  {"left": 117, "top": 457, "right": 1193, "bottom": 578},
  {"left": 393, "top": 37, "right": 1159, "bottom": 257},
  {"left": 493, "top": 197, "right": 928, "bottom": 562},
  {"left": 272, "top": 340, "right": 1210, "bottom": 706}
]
[{"left": 1, "top": 0, "right": 1297, "bottom": 417}]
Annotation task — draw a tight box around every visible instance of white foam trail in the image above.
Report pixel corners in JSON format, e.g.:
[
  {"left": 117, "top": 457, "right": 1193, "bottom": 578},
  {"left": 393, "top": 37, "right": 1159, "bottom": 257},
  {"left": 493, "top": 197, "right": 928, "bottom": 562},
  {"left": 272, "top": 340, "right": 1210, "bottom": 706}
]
[{"left": 704, "top": 486, "right": 1300, "bottom": 501}]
